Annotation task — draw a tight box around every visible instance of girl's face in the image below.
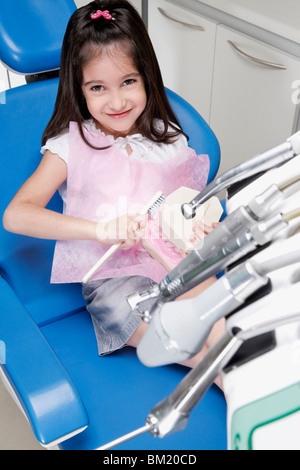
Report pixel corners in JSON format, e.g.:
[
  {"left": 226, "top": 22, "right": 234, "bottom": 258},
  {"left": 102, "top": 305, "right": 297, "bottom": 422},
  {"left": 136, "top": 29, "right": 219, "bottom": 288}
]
[{"left": 81, "top": 49, "right": 147, "bottom": 139}]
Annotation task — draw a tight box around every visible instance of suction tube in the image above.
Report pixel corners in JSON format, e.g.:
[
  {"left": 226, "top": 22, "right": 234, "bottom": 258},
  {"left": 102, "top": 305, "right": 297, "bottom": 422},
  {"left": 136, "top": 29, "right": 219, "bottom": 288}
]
[{"left": 154, "top": 183, "right": 286, "bottom": 297}]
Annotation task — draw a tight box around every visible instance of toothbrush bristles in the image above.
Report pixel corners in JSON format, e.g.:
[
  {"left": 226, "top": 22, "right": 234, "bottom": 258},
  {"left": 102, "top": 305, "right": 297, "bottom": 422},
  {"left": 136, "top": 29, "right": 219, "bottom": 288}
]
[{"left": 148, "top": 194, "right": 165, "bottom": 218}]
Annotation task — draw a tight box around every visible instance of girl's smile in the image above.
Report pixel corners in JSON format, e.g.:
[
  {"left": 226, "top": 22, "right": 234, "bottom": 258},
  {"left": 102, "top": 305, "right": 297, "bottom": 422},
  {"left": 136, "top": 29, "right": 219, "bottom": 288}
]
[
  {"left": 107, "top": 109, "right": 133, "bottom": 119},
  {"left": 81, "top": 50, "right": 147, "bottom": 139}
]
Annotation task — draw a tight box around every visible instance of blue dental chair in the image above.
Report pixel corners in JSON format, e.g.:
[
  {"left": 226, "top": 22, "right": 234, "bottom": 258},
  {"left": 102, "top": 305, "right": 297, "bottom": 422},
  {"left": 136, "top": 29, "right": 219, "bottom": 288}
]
[{"left": 0, "top": 1, "right": 225, "bottom": 450}]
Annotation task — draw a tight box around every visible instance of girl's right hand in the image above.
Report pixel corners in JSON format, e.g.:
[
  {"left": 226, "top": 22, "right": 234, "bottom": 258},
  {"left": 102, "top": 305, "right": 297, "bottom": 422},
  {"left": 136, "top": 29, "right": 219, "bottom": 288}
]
[{"left": 96, "top": 213, "right": 147, "bottom": 250}]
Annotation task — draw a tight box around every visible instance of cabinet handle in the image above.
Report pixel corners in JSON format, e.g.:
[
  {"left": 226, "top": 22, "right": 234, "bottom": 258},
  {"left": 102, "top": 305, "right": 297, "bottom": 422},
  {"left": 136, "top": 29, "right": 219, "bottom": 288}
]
[
  {"left": 158, "top": 7, "right": 205, "bottom": 31},
  {"left": 228, "top": 40, "right": 287, "bottom": 70}
]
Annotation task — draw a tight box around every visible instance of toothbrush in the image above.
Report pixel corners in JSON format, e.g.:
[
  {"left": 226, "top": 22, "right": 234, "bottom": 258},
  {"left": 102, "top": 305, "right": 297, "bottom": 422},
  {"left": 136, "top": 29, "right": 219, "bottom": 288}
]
[{"left": 82, "top": 191, "right": 165, "bottom": 283}]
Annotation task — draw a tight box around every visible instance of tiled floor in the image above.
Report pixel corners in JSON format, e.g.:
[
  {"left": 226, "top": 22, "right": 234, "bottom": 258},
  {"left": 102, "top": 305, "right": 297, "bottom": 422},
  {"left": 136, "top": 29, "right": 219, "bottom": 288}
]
[{"left": 0, "top": 379, "right": 45, "bottom": 450}]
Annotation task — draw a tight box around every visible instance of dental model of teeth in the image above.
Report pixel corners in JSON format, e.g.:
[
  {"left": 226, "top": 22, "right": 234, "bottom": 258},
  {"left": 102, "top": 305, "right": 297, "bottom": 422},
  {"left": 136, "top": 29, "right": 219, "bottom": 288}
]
[{"left": 143, "top": 187, "right": 223, "bottom": 272}]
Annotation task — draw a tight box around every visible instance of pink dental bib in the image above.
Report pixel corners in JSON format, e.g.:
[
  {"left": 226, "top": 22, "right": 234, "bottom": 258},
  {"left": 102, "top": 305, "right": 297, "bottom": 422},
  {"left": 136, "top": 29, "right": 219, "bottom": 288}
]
[{"left": 50, "top": 122, "right": 209, "bottom": 283}]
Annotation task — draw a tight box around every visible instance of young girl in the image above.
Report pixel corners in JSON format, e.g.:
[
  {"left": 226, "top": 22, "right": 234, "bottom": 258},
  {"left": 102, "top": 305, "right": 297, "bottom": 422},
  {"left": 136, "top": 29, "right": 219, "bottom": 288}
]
[{"left": 3, "top": 0, "right": 224, "bottom": 374}]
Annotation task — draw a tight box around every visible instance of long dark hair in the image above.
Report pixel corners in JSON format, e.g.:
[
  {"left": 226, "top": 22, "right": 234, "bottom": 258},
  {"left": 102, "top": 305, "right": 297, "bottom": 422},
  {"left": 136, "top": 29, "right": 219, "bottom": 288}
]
[{"left": 42, "top": 0, "right": 184, "bottom": 148}]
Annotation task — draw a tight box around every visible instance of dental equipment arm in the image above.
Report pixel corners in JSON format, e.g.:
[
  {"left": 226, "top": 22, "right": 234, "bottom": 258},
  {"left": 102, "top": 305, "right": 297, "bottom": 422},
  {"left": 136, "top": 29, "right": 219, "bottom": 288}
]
[
  {"left": 137, "top": 248, "right": 300, "bottom": 367},
  {"left": 182, "top": 131, "right": 300, "bottom": 219},
  {"left": 130, "top": 209, "right": 287, "bottom": 308},
  {"left": 128, "top": 178, "right": 300, "bottom": 310},
  {"left": 160, "top": 211, "right": 285, "bottom": 300}
]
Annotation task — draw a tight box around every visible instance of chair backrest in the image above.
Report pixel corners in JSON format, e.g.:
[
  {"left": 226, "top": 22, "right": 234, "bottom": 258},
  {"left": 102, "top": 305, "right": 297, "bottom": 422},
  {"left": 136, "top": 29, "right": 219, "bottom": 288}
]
[{"left": 0, "top": 0, "right": 77, "bottom": 74}]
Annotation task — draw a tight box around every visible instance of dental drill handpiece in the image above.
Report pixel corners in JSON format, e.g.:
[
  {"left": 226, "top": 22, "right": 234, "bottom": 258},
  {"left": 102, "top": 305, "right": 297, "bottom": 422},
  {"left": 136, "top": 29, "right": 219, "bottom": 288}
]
[
  {"left": 166, "top": 212, "right": 286, "bottom": 299},
  {"left": 132, "top": 206, "right": 287, "bottom": 324},
  {"left": 146, "top": 327, "right": 243, "bottom": 439},
  {"left": 156, "top": 183, "right": 286, "bottom": 300},
  {"left": 161, "top": 213, "right": 287, "bottom": 301},
  {"left": 127, "top": 184, "right": 286, "bottom": 310},
  {"left": 182, "top": 131, "right": 300, "bottom": 219}
]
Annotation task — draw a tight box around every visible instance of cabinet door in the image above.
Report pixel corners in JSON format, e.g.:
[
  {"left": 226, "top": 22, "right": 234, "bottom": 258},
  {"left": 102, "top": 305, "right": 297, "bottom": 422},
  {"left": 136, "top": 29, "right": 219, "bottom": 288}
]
[
  {"left": 148, "top": 0, "right": 217, "bottom": 122},
  {"left": 210, "top": 25, "right": 300, "bottom": 174}
]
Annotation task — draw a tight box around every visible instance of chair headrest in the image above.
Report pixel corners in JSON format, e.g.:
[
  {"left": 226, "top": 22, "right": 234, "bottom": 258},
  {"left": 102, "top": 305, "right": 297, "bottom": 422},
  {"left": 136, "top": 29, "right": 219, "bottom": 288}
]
[{"left": 0, "top": 0, "right": 77, "bottom": 74}]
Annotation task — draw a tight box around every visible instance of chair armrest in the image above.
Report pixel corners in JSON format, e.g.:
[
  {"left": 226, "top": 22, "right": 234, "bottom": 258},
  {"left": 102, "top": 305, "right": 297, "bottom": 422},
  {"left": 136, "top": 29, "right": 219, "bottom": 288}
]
[{"left": 0, "top": 276, "right": 88, "bottom": 447}]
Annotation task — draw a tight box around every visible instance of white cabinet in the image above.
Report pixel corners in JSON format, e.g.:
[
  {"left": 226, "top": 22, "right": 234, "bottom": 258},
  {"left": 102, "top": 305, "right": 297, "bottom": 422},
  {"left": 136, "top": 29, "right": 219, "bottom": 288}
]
[
  {"left": 148, "top": 0, "right": 217, "bottom": 123},
  {"left": 148, "top": 1, "right": 300, "bottom": 174},
  {"left": 210, "top": 25, "right": 300, "bottom": 173}
]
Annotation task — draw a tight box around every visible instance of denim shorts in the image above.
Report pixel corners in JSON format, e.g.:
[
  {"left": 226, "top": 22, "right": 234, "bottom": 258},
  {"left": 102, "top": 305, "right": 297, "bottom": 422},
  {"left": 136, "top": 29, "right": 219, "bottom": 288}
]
[{"left": 82, "top": 276, "right": 157, "bottom": 355}]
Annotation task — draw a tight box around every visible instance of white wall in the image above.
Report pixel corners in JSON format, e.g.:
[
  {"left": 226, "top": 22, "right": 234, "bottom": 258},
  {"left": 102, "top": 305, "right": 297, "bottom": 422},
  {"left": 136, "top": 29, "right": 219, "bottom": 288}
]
[{"left": 75, "top": 0, "right": 142, "bottom": 15}]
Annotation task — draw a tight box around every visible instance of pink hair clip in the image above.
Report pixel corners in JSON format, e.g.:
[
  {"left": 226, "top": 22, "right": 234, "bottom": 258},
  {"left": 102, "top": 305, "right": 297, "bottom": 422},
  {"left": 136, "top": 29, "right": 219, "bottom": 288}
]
[{"left": 91, "top": 9, "right": 113, "bottom": 20}]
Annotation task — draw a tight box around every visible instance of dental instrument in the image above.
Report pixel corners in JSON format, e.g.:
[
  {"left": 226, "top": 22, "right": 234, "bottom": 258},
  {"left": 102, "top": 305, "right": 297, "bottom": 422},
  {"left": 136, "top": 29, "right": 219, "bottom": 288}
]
[
  {"left": 226, "top": 154, "right": 300, "bottom": 215},
  {"left": 181, "top": 131, "right": 300, "bottom": 219},
  {"left": 137, "top": 246, "right": 300, "bottom": 367},
  {"left": 127, "top": 175, "right": 300, "bottom": 309}
]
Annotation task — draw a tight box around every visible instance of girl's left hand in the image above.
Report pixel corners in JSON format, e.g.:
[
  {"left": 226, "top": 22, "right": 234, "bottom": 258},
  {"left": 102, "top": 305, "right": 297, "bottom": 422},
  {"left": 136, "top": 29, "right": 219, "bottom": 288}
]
[{"left": 190, "top": 220, "right": 218, "bottom": 242}]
